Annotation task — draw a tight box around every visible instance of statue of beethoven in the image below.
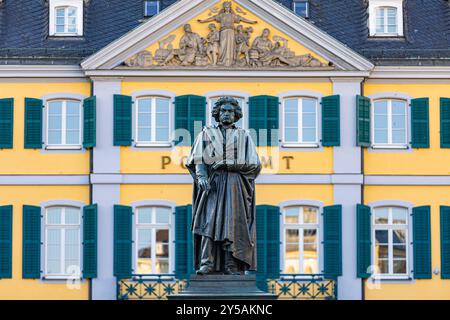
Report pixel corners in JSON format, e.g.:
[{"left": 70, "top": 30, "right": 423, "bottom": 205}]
[{"left": 186, "top": 97, "right": 262, "bottom": 275}]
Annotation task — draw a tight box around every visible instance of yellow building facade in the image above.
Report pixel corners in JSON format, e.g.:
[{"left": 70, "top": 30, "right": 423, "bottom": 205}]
[{"left": 0, "top": 0, "right": 449, "bottom": 300}]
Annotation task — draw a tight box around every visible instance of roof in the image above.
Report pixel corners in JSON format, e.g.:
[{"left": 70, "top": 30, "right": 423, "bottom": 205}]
[{"left": 1, "top": 0, "right": 450, "bottom": 66}]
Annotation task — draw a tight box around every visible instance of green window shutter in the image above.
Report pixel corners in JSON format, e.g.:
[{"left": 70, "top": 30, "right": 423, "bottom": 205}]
[
  {"left": 412, "top": 206, "right": 432, "bottom": 279},
  {"left": 411, "top": 98, "right": 430, "bottom": 149},
  {"left": 24, "top": 98, "right": 43, "bottom": 149},
  {"left": 113, "top": 205, "right": 133, "bottom": 278},
  {"left": 174, "top": 95, "right": 206, "bottom": 146},
  {"left": 175, "top": 205, "right": 193, "bottom": 279},
  {"left": 83, "top": 204, "right": 98, "bottom": 279},
  {"left": 323, "top": 205, "right": 342, "bottom": 277},
  {"left": 356, "top": 95, "right": 371, "bottom": 147},
  {"left": 356, "top": 204, "right": 372, "bottom": 278},
  {"left": 113, "top": 95, "right": 132, "bottom": 146},
  {"left": 256, "top": 205, "right": 280, "bottom": 291},
  {"left": 22, "top": 205, "right": 41, "bottom": 279},
  {"left": 440, "top": 206, "right": 450, "bottom": 279},
  {"left": 440, "top": 98, "right": 450, "bottom": 148},
  {"left": 248, "top": 95, "right": 279, "bottom": 147},
  {"left": 83, "top": 96, "right": 96, "bottom": 149},
  {"left": 0, "top": 98, "right": 14, "bottom": 149},
  {"left": 321, "top": 95, "right": 340, "bottom": 147},
  {"left": 0, "top": 205, "right": 13, "bottom": 279}
]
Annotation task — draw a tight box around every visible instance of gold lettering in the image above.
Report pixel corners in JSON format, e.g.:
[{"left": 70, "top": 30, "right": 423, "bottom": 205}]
[
  {"left": 282, "top": 156, "right": 294, "bottom": 170},
  {"left": 162, "top": 156, "right": 171, "bottom": 170}
]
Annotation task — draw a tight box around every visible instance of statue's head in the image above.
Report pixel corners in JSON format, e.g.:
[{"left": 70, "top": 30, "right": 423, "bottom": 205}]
[
  {"left": 208, "top": 23, "right": 217, "bottom": 31},
  {"left": 262, "top": 28, "right": 270, "bottom": 38},
  {"left": 184, "top": 24, "right": 192, "bottom": 33},
  {"left": 223, "top": 1, "right": 232, "bottom": 12},
  {"left": 212, "top": 96, "right": 243, "bottom": 126}
]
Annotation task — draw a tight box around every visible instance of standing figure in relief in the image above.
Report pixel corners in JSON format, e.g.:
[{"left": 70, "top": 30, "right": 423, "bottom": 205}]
[
  {"left": 206, "top": 24, "right": 220, "bottom": 65},
  {"left": 198, "top": 1, "right": 257, "bottom": 67},
  {"left": 235, "top": 25, "right": 253, "bottom": 66}
]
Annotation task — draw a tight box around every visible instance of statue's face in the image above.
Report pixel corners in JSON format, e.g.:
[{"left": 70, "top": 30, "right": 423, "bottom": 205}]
[
  {"left": 263, "top": 29, "right": 270, "bottom": 38},
  {"left": 184, "top": 24, "right": 192, "bottom": 33},
  {"left": 224, "top": 2, "right": 231, "bottom": 12},
  {"left": 219, "top": 104, "right": 236, "bottom": 125}
]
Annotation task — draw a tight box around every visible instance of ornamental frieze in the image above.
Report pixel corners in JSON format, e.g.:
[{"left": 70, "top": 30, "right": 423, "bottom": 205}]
[{"left": 122, "top": 2, "right": 332, "bottom": 70}]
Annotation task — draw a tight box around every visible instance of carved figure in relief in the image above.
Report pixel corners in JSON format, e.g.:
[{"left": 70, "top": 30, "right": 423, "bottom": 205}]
[
  {"left": 235, "top": 25, "right": 253, "bottom": 66},
  {"left": 206, "top": 24, "right": 220, "bottom": 65}
]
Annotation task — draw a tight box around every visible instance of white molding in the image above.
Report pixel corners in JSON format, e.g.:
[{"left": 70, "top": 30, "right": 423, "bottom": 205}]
[
  {"left": 0, "top": 65, "right": 85, "bottom": 78},
  {"left": 370, "top": 66, "right": 450, "bottom": 79},
  {"left": 80, "top": 0, "right": 374, "bottom": 71}
]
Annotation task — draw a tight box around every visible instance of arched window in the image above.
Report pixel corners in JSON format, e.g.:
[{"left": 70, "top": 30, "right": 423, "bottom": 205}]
[
  {"left": 282, "top": 97, "right": 319, "bottom": 146},
  {"left": 372, "top": 99, "right": 407, "bottom": 147},
  {"left": 135, "top": 206, "right": 172, "bottom": 275},
  {"left": 135, "top": 96, "right": 171, "bottom": 145},
  {"left": 55, "top": 6, "right": 78, "bottom": 34},
  {"left": 46, "top": 99, "right": 82, "bottom": 148},
  {"left": 283, "top": 206, "right": 319, "bottom": 274},
  {"left": 49, "top": 0, "right": 83, "bottom": 36},
  {"left": 44, "top": 206, "right": 81, "bottom": 278},
  {"left": 368, "top": 1, "right": 403, "bottom": 37},
  {"left": 373, "top": 206, "right": 409, "bottom": 276},
  {"left": 208, "top": 96, "right": 246, "bottom": 128}
]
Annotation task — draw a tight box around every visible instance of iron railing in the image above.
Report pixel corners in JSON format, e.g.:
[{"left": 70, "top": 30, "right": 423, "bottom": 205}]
[{"left": 116, "top": 274, "right": 337, "bottom": 300}]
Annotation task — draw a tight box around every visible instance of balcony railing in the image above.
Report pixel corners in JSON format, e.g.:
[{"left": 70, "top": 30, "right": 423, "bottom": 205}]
[{"left": 117, "top": 274, "right": 338, "bottom": 300}]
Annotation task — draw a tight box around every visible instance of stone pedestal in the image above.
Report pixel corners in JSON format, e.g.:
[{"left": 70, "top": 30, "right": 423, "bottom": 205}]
[{"left": 168, "top": 275, "right": 277, "bottom": 300}]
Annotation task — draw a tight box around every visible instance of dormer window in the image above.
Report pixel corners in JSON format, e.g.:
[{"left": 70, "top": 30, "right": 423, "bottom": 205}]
[
  {"left": 49, "top": 0, "right": 84, "bottom": 36},
  {"left": 368, "top": 0, "right": 403, "bottom": 37},
  {"left": 293, "top": 0, "right": 309, "bottom": 18},
  {"left": 144, "top": 0, "right": 160, "bottom": 17}
]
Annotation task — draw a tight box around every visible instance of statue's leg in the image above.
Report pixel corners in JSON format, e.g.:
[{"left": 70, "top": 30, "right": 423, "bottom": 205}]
[
  {"left": 197, "top": 236, "right": 215, "bottom": 275},
  {"left": 224, "top": 250, "right": 242, "bottom": 275}
]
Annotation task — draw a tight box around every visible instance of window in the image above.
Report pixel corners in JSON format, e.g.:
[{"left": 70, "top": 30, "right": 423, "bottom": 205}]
[
  {"left": 135, "top": 207, "right": 171, "bottom": 275},
  {"left": 144, "top": 0, "right": 160, "bottom": 17},
  {"left": 283, "top": 206, "right": 319, "bottom": 274},
  {"left": 368, "top": 0, "right": 403, "bottom": 37},
  {"left": 49, "top": 0, "right": 84, "bottom": 36},
  {"left": 372, "top": 99, "right": 407, "bottom": 147},
  {"left": 282, "top": 97, "right": 318, "bottom": 146},
  {"left": 47, "top": 100, "right": 82, "bottom": 148},
  {"left": 293, "top": 0, "right": 309, "bottom": 18},
  {"left": 45, "top": 207, "right": 81, "bottom": 279},
  {"left": 373, "top": 207, "right": 409, "bottom": 277},
  {"left": 208, "top": 97, "right": 246, "bottom": 128},
  {"left": 136, "top": 96, "right": 171, "bottom": 145}
]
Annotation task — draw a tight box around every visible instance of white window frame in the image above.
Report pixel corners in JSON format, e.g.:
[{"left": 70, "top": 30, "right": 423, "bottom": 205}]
[
  {"left": 144, "top": 0, "right": 160, "bottom": 17},
  {"left": 207, "top": 96, "right": 247, "bottom": 129},
  {"left": 44, "top": 206, "right": 82, "bottom": 280},
  {"left": 282, "top": 206, "right": 320, "bottom": 275},
  {"left": 49, "top": 0, "right": 84, "bottom": 36},
  {"left": 134, "top": 206, "right": 173, "bottom": 276},
  {"left": 135, "top": 96, "right": 172, "bottom": 147},
  {"left": 45, "top": 99, "right": 83, "bottom": 149},
  {"left": 372, "top": 206, "right": 410, "bottom": 280},
  {"left": 368, "top": 0, "right": 403, "bottom": 37},
  {"left": 371, "top": 98, "right": 408, "bottom": 149},
  {"left": 281, "top": 97, "right": 319, "bottom": 148},
  {"left": 292, "top": 0, "right": 310, "bottom": 18}
]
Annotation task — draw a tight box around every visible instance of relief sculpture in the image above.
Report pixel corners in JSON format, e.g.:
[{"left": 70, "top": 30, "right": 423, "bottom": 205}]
[{"left": 124, "top": 1, "right": 330, "bottom": 69}]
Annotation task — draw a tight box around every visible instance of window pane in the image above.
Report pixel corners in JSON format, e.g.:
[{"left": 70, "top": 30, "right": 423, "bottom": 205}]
[
  {"left": 138, "top": 128, "right": 151, "bottom": 142},
  {"left": 393, "top": 260, "right": 406, "bottom": 274},
  {"left": 137, "top": 229, "right": 152, "bottom": 274},
  {"left": 393, "top": 245, "right": 406, "bottom": 259},
  {"left": 285, "top": 207, "right": 299, "bottom": 224},
  {"left": 155, "top": 98, "right": 169, "bottom": 114},
  {"left": 375, "top": 230, "right": 388, "bottom": 244},
  {"left": 377, "top": 259, "right": 389, "bottom": 274},
  {"left": 376, "top": 8, "right": 385, "bottom": 33},
  {"left": 156, "top": 230, "right": 169, "bottom": 258},
  {"left": 145, "top": 1, "right": 160, "bottom": 16},
  {"left": 47, "top": 208, "right": 62, "bottom": 224},
  {"left": 155, "top": 260, "right": 169, "bottom": 274},
  {"left": 375, "top": 244, "right": 389, "bottom": 259},
  {"left": 56, "top": 8, "right": 65, "bottom": 17},
  {"left": 285, "top": 99, "right": 298, "bottom": 113},
  {"left": 374, "top": 101, "right": 388, "bottom": 115},
  {"left": 138, "top": 113, "right": 151, "bottom": 127},
  {"left": 294, "top": 1, "right": 308, "bottom": 17},
  {"left": 284, "top": 112, "right": 298, "bottom": 127},
  {"left": 285, "top": 229, "right": 299, "bottom": 243},
  {"left": 284, "top": 243, "right": 300, "bottom": 274},
  {"left": 155, "top": 207, "right": 170, "bottom": 224},
  {"left": 65, "top": 229, "right": 80, "bottom": 274},
  {"left": 47, "top": 229, "right": 61, "bottom": 274},
  {"left": 392, "top": 208, "right": 407, "bottom": 224},
  {"left": 374, "top": 115, "right": 388, "bottom": 129},
  {"left": 393, "top": 229, "right": 406, "bottom": 244},
  {"left": 68, "top": 7, "right": 77, "bottom": 17},
  {"left": 374, "top": 208, "right": 389, "bottom": 224},
  {"left": 155, "top": 128, "right": 169, "bottom": 142},
  {"left": 284, "top": 99, "right": 299, "bottom": 142},
  {"left": 302, "top": 99, "right": 316, "bottom": 113},
  {"left": 375, "top": 129, "right": 388, "bottom": 144},
  {"left": 302, "top": 128, "right": 316, "bottom": 142},
  {"left": 285, "top": 128, "right": 298, "bottom": 143},
  {"left": 138, "top": 99, "right": 152, "bottom": 113},
  {"left": 138, "top": 208, "right": 152, "bottom": 224},
  {"left": 65, "top": 208, "right": 80, "bottom": 225},
  {"left": 303, "top": 207, "right": 318, "bottom": 224}
]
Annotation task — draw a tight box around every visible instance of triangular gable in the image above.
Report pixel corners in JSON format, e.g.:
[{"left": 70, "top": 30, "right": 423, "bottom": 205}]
[{"left": 81, "top": 0, "right": 373, "bottom": 72}]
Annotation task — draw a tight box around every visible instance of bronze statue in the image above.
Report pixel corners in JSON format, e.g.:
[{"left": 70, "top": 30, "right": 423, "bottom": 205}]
[
  {"left": 186, "top": 97, "right": 262, "bottom": 275},
  {"left": 198, "top": 1, "right": 257, "bottom": 67}
]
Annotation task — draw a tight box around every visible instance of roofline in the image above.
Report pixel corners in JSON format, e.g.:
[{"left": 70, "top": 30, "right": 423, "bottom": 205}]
[
  {"left": 370, "top": 66, "right": 450, "bottom": 79},
  {"left": 81, "top": 0, "right": 374, "bottom": 72},
  {"left": 0, "top": 65, "right": 85, "bottom": 78}
]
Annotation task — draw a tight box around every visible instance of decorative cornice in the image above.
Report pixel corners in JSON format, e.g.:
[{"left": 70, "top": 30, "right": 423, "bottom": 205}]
[{"left": 0, "top": 65, "right": 85, "bottom": 78}]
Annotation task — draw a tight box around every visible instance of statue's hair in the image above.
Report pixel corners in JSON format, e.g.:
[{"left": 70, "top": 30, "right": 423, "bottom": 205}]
[{"left": 212, "top": 96, "right": 243, "bottom": 123}]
